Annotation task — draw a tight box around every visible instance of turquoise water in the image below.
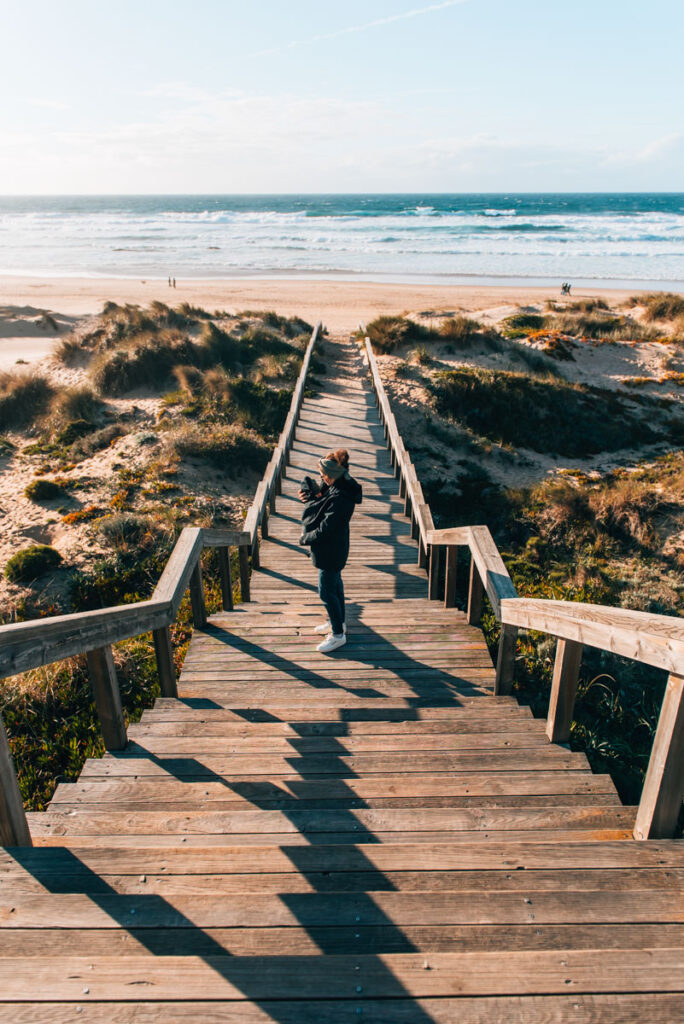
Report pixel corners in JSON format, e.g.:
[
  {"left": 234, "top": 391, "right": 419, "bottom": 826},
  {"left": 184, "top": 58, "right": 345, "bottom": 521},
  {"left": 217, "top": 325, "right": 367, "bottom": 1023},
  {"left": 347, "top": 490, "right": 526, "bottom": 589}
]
[{"left": 0, "top": 193, "right": 682, "bottom": 288}]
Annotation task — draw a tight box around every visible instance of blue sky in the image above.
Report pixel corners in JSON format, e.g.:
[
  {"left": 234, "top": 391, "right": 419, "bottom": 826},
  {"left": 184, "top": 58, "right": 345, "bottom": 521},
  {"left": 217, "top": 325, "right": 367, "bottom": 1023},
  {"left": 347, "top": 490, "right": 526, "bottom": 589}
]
[{"left": 1, "top": 0, "right": 682, "bottom": 192}]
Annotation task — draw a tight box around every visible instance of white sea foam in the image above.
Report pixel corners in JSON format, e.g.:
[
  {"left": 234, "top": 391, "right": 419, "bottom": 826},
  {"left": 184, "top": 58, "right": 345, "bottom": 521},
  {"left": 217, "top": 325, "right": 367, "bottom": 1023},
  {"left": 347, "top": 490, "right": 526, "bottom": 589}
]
[{"left": 0, "top": 196, "right": 682, "bottom": 286}]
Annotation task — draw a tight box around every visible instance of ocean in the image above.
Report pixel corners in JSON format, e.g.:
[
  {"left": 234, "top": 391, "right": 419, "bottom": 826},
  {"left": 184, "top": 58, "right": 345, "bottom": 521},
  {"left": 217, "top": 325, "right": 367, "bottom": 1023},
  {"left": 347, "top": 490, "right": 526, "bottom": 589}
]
[{"left": 0, "top": 193, "right": 683, "bottom": 289}]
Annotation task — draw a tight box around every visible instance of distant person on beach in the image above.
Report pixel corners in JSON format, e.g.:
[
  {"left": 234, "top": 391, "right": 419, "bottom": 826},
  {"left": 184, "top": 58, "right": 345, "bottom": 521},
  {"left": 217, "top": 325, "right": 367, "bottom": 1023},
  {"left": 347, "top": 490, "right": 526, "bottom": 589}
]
[
  {"left": 298, "top": 449, "right": 362, "bottom": 654},
  {"left": 172, "top": 277, "right": 176, "bottom": 288},
  {"left": 168, "top": 276, "right": 171, "bottom": 287}
]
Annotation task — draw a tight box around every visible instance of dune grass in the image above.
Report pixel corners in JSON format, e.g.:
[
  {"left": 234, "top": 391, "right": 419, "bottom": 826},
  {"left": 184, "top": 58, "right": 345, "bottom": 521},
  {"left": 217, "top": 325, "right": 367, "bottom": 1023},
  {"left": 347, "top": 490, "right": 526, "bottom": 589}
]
[
  {"left": 430, "top": 367, "right": 681, "bottom": 456},
  {"left": 0, "top": 372, "right": 54, "bottom": 430},
  {"left": 628, "top": 292, "right": 684, "bottom": 322}
]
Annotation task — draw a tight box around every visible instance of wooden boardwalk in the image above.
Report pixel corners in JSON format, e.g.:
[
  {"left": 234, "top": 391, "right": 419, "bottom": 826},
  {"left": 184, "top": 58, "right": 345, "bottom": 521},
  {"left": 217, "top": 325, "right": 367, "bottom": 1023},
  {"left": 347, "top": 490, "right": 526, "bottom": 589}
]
[{"left": 1, "top": 337, "right": 683, "bottom": 1020}]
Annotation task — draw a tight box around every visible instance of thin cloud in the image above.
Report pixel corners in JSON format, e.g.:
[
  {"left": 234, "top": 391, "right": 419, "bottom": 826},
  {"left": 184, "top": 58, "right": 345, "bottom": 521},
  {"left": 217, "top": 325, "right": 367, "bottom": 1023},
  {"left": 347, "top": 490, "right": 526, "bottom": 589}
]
[{"left": 248, "top": 0, "right": 470, "bottom": 57}]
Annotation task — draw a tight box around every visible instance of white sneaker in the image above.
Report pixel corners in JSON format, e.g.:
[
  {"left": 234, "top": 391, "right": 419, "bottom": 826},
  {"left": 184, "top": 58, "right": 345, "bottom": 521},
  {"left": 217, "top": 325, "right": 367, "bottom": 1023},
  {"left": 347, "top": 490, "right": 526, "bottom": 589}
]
[
  {"left": 316, "top": 633, "right": 347, "bottom": 654},
  {"left": 314, "top": 621, "right": 347, "bottom": 634}
]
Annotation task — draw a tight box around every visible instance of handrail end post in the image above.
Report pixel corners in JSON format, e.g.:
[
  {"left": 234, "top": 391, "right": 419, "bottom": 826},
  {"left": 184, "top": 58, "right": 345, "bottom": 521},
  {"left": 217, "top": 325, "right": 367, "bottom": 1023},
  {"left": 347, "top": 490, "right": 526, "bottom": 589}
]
[
  {"left": 546, "top": 638, "right": 583, "bottom": 744},
  {"left": 86, "top": 645, "right": 127, "bottom": 751},
  {"left": 633, "top": 673, "right": 684, "bottom": 840},
  {"left": 0, "top": 714, "right": 32, "bottom": 847},
  {"left": 494, "top": 625, "right": 518, "bottom": 696},
  {"left": 153, "top": 625, "right": 177, "bottom": 699}
]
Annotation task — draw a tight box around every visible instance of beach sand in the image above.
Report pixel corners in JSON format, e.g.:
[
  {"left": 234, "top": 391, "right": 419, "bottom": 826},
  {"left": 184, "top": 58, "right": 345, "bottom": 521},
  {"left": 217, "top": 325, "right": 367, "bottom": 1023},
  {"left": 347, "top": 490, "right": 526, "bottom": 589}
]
[{"left": 0, "top": 276, "right": 632, "bottom": 351}]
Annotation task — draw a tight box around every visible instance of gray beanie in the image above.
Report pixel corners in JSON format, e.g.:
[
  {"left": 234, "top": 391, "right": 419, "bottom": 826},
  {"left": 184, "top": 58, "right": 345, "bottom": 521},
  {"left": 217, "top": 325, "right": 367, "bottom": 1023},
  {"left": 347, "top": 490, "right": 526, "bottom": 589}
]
[{"left": 319, "top": 456, "right": 349, "bottom": 481}]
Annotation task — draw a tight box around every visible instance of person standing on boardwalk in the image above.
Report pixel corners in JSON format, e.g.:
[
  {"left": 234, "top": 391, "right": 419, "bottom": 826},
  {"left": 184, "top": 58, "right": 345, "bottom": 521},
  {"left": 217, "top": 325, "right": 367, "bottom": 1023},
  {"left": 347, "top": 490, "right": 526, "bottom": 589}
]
[{"left": 298, "top": 448, "right": 362, "bottom": 653}]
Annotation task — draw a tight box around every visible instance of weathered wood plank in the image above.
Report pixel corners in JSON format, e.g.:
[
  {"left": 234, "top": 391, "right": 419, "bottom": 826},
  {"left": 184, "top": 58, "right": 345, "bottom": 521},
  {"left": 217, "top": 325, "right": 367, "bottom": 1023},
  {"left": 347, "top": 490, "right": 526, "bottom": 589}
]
[{"left": 0, "top": 949, "right": 682, "bottom": 1000}]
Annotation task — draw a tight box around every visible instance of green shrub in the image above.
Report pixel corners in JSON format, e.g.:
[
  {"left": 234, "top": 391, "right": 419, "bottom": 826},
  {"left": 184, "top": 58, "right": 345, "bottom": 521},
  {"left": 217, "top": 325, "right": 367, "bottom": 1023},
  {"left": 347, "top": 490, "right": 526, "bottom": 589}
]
[
  {"left": 500, "top": 313, "right": 546, "bottom": 338},
  {"left": 54, "top": 419, "right": 97, "bottom": 445},
  {"left": 70, "top": 424, "right": 125, "bottom": 459},
  {"left": 366, "top": 316, "right": 429, "bottom": 354},
  {"left": 0, "top": 372, "right": 54, "bottom": 430},
  {"left": 0, "top": 436, "right": 14, "bottom": 457},
  {"left": 24, "top": 479, "right": 65, "bottom": 501},
  {"left": 171, "top": 423, "right": 269, "bottom": 475},
  {"left": 414, "top": 345, "right": 432, "bottom": 366},
  {"left": 96, "top": 513, "right": 161, "bottom": 551},
  {"left": 431, "top": 367, "right": 672, "bottom": 456},
  {"left": 5, "top": 545, "right": 62, "bottom": 583}
]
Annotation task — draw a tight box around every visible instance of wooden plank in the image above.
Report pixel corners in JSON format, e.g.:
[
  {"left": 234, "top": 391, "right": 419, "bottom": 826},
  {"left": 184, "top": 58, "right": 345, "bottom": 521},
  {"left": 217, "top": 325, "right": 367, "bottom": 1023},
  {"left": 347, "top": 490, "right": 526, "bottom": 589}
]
[
  {"left": 27, "top": 805, "right": 636, "bottom": 836},
  {"left": 6, "top": 839, "right": 683, "bottom": 874},
  {"left": 634, "top": 673, "right": 684, "bottom": 840},
  {"left": 124, "top": 733, "right": 550, "bottom": 755},
  {"left": 0, "top": 949, "right": 682, "bottom": 1000},
  {"left": 76, "top": 748, "right": 590, "bottom": 778},
  {"left": 1, "top": 889, "right": 680, "bottom": 929},
  {"left": 0, "top": 995, "right": 681, "bottom": 1024},
  {"left": 28, "top": 827, "right": 638, "bottom": 847}
]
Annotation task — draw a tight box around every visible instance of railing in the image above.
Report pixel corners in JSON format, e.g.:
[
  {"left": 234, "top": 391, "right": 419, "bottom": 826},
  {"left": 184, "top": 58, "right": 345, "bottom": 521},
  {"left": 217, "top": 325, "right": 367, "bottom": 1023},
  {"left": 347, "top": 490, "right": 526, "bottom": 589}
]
[
  {"left": 0, "top": 323, "right": 321, "bottom": 847},
  {"left": 364, "top": 336, "right": 684, "bottom": 841}
]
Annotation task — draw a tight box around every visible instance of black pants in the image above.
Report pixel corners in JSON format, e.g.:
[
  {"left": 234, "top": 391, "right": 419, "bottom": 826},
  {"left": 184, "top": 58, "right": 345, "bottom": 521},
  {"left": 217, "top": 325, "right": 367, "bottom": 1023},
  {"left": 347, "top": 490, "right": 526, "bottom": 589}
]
[{"left": 318, "top": 569, "right": 345, "bottom": 635}]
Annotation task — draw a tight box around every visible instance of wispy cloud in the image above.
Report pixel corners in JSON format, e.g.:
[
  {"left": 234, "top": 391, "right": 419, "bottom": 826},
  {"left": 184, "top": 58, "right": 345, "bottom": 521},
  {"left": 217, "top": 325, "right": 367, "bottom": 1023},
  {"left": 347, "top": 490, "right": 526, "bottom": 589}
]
[{"left": 247, "top": 0, "right": 470, "bottom": 58}]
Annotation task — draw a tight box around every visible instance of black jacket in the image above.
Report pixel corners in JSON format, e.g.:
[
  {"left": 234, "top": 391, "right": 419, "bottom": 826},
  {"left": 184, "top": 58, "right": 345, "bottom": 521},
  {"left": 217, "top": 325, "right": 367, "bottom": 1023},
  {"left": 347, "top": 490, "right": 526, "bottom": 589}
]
[{"left": 300, "top": 476, "right": 363, "bottom": 571}]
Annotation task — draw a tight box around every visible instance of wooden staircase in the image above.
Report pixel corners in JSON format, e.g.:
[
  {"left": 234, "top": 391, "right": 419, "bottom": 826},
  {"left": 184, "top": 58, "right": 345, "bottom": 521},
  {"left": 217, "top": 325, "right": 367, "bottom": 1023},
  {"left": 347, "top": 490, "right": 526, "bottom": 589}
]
[{"left": 0, "top": 337, "right": 682, "bottom": 1020}]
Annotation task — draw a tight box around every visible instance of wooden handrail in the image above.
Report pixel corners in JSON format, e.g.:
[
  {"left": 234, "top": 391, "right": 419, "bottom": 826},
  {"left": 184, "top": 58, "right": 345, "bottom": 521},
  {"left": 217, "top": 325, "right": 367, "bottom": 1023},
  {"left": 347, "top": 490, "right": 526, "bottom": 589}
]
[
  {"left": 364, "top": 338, "right": 435, "bottom": 555},
  {"left": 366, "top": 336, "right": 684, "bottom": 841},
  {"left": 0, "top": 323, "right": 321, "bottom": 846}
]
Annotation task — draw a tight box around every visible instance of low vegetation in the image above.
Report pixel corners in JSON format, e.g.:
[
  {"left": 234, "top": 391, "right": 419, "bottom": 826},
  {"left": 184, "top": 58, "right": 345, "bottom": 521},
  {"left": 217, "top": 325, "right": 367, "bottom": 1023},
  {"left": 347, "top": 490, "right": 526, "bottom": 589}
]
[
  {"left": 5, "top": 545, "right": 63, "bottom": 584},
  {"left": 1, "top": 301, "right": 314, "bottom": 810},
  {"left": 628, "top": 291, "right": 684, "bottom": 322},
  {"left": 430, "top": 367, "right": 681, "bottom": 456}
]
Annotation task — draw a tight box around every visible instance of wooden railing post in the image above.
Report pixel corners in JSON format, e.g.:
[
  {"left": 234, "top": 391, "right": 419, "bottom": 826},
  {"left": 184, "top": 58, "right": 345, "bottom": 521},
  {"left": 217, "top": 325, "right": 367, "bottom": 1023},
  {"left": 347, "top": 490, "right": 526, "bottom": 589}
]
[
  {"left": 261, "top": 509, "right": 269, "bottom": 540},
  {"left": 251, "top": 537, "right": 260, "bottom": 570},
  {"left": 495, "top": 625, "right": 518, "bottom": 696},
  {"left": 467, "top": 560, "right": 483, "bottom": 625},
  {"left": 218, "top": 547, "right": 234, "bottom": 611},
  {"left": 633, "top": 673, "right": 684, "bottom": 840},
  {"left": 153, "top": 626, "right": 177, "bottom": 698},
  {"left": 86, "top": 645, "right": 127, "bottom": 751},
  {"left": 444, "top": 545, "right": 458, "bottom": 608},
  {"left": 189, "top": 561, "right": 207, "bottom": 629},
  {"left": 0, "top": 714, "right": 32, "bottom": 847},
  {"left": 239, "top": 545, "right": 251, "bottom": 602},
  {"left": 417, "top": 538, "right": 427, "bottom": 570},
  {"left": 429, "top": 544, "right": 443, "bottom": 601},
  {"left": 546, "top": 638, "right": 583, "bottom": 743}
]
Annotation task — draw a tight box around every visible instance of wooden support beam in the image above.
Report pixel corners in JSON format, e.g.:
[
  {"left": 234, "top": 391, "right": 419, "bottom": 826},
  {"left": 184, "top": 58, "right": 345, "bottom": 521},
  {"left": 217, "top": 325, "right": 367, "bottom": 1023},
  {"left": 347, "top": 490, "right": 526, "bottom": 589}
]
[
  {"left": 86, "top": 645, "right": 127, "bottom": 751},
  {"left": 467, "top": 560, "right": 483, "bottom": 626},
  {"left": 429, "top": 544, "right": 443, "bottom": 601},
  {"left": 239, "top": 545, "right": 251, "bottom": 603},
  {"left": 495, "top": 625, "right": 518, "bottom": 696},
  {"left": 634, "top": 673, "right": 684, "bottom": 840},
  {"left": 218, "top": 547, "right": 233, "bottom": 612},
  {"left": 261, "top": 510, "right": 269, "bottom": 540},
  {"left": 189, "top": 562, "right": 207, "bottom": 630},
  {"left": 444, "top": 544, "right": 458, "bottom": 608},
  {"left": 0, "top": 714, "right": 31, "bottom": 847},
  {"left": 152, "top": 626, "right": 177, "bottom": 699},
  {"left": 417, "top": 538, "right": 427, "bottom": 570},
  {"left": 251, "top": 536, "right": 261, "bottom": 571},
  {"left": 546, "top": 638, "right": 583, "bottom": 743}
]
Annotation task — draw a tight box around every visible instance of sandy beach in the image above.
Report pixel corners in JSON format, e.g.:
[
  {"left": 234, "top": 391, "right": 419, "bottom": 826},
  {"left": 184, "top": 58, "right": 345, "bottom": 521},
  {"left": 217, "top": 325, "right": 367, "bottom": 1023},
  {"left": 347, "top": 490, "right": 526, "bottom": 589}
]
[{"left": 0, "top": 276, "right": 634, "bottom": 368}]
